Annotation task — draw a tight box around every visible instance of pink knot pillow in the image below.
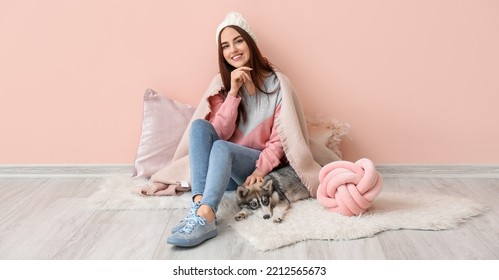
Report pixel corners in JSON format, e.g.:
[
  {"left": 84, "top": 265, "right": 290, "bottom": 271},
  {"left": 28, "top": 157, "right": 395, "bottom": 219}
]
[{"left": 317, "top": 158, "right": 383, "bottom": 216}]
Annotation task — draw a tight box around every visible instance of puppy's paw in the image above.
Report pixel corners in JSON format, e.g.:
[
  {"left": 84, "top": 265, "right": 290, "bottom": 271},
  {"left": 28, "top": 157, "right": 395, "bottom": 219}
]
[
  {"left": 235, "top": 213, "right": 247, "bottom": 221},
  {"left": 273, "top": 217, "right": 282, "bottom": 223}
]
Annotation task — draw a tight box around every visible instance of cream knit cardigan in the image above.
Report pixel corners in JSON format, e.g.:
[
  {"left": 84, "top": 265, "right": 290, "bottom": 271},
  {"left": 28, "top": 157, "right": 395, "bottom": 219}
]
[{"left": 151, "top": 72, "right": 341, "bottom": 197}]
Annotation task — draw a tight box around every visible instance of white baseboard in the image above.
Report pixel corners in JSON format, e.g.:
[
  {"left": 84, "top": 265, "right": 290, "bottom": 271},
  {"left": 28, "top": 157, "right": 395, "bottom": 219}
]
[
  {"left": 0, "top": 164, "right": 498, "bottom": 179},
  {"left": 376, "top": 164, "right": 499, "bottom": 178},
  {"left": 0, "top": 164, "right": 134, "bottom": 179}
]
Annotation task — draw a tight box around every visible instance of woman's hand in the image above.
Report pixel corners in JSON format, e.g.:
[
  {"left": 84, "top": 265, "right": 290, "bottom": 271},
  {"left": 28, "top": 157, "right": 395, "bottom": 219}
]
[
  {"left": 244, "top": 168, "right": 264, "bottom": 187},
  {"left": 228, "top": 67, "right": 252, "bottom": 97}
]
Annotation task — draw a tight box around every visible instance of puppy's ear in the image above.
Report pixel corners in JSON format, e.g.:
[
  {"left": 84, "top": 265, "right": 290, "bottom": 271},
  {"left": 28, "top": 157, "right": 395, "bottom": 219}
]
[
  {"left": 237, "top": 186, "right": 249, "bottom": 198},
  {"left": 262, "top": 180, "right": 273, "bottom": 192}
]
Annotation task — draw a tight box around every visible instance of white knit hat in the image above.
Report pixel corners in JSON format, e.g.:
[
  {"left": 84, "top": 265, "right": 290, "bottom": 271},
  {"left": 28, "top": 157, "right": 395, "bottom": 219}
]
[{"left": 215, "top": 12, "right": 257, "bottom": 45}]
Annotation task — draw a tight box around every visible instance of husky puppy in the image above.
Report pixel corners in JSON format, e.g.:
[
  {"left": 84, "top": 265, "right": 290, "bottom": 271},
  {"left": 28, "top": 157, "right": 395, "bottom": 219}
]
[{"left": 235, "top": 165, "right": 310, "bottom": 223}]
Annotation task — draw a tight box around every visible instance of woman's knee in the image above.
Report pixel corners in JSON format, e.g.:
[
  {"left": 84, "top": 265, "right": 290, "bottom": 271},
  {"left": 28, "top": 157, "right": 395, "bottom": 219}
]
[
  {"left": 190, "top": 119, "right": 217, "bottom": 138},
  {"left": 190, "top": 119, "right": 211, "bottom": 132}
]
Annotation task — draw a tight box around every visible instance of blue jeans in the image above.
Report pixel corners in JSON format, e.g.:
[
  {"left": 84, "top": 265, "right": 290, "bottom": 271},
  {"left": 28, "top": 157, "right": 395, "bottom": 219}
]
[{"left": 189, "top": 119, "right": 261, "bottom": 214}]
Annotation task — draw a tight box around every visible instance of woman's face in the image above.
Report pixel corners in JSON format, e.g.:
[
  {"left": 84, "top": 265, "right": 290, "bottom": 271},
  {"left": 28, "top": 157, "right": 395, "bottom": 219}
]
[{"left": 220, "top": 27, "right": 251, "bottom": 68}]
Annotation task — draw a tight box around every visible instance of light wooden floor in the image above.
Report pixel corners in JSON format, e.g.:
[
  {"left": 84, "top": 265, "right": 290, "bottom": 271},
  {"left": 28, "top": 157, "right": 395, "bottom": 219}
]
[{"left": 0, "top": 176, "right": 498, "bottom": 260}]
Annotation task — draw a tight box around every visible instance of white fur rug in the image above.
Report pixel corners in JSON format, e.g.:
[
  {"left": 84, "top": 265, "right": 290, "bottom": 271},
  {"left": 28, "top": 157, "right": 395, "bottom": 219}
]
[{"left": 87, "top": 176, "right": 487, "bottom": 251}]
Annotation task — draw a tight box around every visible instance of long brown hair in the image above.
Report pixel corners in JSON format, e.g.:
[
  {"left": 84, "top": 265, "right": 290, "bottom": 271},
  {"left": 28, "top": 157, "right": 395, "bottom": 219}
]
[{"left": 217, "top": 25, "right": 276, "bottom": 124}]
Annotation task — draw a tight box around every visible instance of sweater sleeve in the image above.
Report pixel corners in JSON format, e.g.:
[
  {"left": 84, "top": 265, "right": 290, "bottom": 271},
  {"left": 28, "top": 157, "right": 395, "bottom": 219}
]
[
  {"left": 255, "top": 104, "right": 285, "bottom": 176},
  {"left": 206, "top": 94, "right": 241, "bottom": 140}
]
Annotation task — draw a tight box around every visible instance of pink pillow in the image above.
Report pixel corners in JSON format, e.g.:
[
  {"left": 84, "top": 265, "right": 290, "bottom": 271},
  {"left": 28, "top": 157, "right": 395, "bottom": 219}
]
[{"left": 133, "top": 89, "right": 196, "bottom": 178}]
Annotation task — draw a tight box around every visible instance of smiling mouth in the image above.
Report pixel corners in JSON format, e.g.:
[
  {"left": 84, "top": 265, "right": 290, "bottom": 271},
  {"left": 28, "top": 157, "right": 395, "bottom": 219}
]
[{"left": 232, "top": 54, "right": 242, "bottom": 61}]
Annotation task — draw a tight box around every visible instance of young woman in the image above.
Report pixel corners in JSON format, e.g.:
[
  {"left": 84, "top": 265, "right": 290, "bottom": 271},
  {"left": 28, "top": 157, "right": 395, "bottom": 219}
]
[
  {"left": 166, "top": 12, "right": 287, "bottom": 247},
  {"left": 152, "top": 12, "right": 338, "bottom": 247}
]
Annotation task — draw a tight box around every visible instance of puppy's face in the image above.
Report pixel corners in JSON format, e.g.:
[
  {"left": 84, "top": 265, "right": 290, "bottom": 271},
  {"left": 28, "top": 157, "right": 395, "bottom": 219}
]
[{"left": 236, "top": 180, "right": 274, "bottom": 219}]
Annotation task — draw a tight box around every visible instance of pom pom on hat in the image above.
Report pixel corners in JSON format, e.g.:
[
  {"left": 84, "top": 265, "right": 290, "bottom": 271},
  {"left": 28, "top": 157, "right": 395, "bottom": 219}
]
[{"left": 216, "top": 12, "right": 257, "bottom": 45}]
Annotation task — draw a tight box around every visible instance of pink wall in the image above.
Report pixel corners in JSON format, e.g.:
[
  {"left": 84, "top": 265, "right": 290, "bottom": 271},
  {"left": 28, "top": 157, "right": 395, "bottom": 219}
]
[{"left": 1, "top": 0, "right": 498, "bottom": 164}]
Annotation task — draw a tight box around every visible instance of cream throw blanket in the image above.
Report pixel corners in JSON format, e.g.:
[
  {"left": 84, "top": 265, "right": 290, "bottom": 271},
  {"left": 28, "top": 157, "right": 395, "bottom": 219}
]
[{"left": 150, "top": 72, "right": 342, "bottom": 197}]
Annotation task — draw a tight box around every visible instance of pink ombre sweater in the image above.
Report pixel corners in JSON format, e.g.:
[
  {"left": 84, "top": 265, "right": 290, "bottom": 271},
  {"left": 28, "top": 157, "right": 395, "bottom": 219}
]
[{"left": 205, "top": 75, "right": 283, "bottom": 176}]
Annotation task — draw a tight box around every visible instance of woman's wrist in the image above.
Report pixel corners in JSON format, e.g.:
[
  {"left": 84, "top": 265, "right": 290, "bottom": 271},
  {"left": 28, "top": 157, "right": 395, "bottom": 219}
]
[{"left": 228, "top": 89, "right": 239, "bottom": 97}]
